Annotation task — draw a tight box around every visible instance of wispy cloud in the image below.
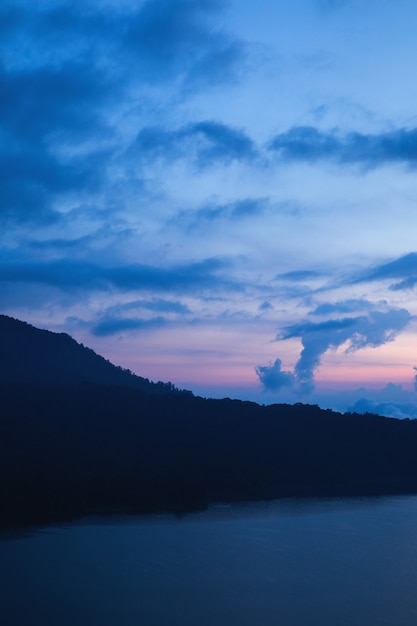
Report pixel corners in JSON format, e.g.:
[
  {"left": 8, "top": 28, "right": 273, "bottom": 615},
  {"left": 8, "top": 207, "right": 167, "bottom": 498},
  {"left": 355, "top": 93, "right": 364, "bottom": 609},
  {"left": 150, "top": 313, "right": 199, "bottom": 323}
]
[
  {"left": 176, "top": 197, "right": 268, "bottom": 230},
  {"left": 103, "top": 298, "right": 192, "bottom": 316},
  {"left": 309, "top": 299, "right": 380, "bottom": 316},
  {"left": 354, "top": 252, "right": 417, "bottom": 290},
  {"left": 268, "top": 126, "right": 417, "bottom": 168},
  {"left": 92, "top": 316, "right": 166, "bottom": 337},
  {"left": 91, "top": 294, "right": 193, "bottom": 337},
  {"left": 274, "top": 270, "right": 325, "bottom": 282},
  {"left": 133, "top": 121, "right": 257, "bottom": 169},
  {"left": 0, "top": 257, "right": 242, "bottom": 295}
]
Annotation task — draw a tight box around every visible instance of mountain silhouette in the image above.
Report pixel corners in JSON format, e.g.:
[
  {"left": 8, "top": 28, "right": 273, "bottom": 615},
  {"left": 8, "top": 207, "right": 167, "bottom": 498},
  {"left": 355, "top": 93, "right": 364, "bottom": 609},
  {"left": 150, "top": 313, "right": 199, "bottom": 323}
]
[
  {"left": 0, "top": 314, "right": 183, "bottom": 394},
  {"left": 2, "top": 314, "right": 417, "bottom": 530}
]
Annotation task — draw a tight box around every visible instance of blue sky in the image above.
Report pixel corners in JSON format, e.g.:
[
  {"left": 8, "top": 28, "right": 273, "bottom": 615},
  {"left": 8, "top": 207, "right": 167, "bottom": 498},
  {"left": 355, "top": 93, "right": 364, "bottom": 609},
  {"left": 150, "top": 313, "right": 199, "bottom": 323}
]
[{"left": 3, "top": 0, "right": 417, "bottom": 416}]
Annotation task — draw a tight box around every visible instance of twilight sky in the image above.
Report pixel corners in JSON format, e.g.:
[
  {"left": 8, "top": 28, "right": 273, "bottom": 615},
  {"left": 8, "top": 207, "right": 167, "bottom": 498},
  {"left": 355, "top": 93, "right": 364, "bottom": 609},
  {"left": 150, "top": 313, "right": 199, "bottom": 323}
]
[{"left": 3, "top": 0, "right": 417, "bottom": 416}]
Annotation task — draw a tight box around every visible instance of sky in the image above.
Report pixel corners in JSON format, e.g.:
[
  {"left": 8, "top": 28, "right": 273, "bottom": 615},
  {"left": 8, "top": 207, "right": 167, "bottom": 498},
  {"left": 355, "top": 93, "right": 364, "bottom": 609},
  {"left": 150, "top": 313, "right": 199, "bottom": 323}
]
[{"left": 2, "top": 0, "right": 417, "bottom": 417}]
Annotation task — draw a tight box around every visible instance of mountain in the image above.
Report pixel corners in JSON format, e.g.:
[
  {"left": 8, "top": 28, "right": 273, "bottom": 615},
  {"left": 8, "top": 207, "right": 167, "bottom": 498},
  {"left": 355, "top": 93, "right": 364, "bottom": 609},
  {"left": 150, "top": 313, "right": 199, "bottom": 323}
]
[
  {"left": 2, "top": 314, "right": 417, "bottom": 530},
  {"left": 0, "top": 314, "right": 184, "bottom": 394}
]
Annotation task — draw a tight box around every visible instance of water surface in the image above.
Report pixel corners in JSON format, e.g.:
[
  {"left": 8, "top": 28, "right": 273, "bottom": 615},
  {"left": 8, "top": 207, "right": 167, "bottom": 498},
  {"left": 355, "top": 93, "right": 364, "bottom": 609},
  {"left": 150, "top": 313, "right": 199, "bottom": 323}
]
[{"left": 2, "top": 496, "right": 417, "bottom": 625}]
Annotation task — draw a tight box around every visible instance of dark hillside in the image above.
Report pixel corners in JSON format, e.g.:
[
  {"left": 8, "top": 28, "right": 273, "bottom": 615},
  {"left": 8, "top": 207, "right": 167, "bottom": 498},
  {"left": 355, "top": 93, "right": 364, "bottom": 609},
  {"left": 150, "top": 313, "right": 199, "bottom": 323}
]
[
  {"left": 0, "top": 315, "right": 184, "bottom": 394},
  {"left": 2, "top": 316, "right": 417, "bottom": 530},
  {"left": 2, "top": 383, "right": 417, "bottom": 529}
]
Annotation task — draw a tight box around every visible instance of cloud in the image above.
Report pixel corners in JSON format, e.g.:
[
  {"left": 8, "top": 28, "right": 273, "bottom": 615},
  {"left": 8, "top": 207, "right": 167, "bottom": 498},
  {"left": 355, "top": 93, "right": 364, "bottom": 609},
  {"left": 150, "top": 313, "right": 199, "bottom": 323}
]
[
  {"left": 348, "top": 397, "right": 417, "bottom": 420},
  {"left": 28, "top": 233, "right": 101, "bottom": 252},
  {"left": 0, "top": 256, "right": 242, "bottom": 295},
  {"left": 0, "top": 144, "right": 102, "bottom": 224},
  {"left": 1, "top": 0, "right": 247, "bottom": 89},
  {"left": 354, "top": 252, "right": 417, "bottom": 290},
  {"left": 281, "top": 317, "right": 356, "bottom": 393},
  {"left": 176, "top": 197, "right": 268, "bottom": 230},
  {"left": 0, "top": 61, "right": 109, "bottom": 141},
  {"left": 274, "top": 270, "right": 324, "bottom": 282},
  {"left": 92, "top": 294, "right": 194, "bottom": 336},
  {"left": 0, "top": 0, "right": 249, "bottom": 226},
  {"left": 103, "top": 298, "right": 192, "bottom": 316},
  {"left": 257, "top": 309, "right": 412, "bottom": 395},
  {"left": 309, "top": 299, "right": 379, "bottom": 315},
  {"left": 0, "top": 52, "right": 112, "bottom": 223},
  {"left": 185, "top": 40, "right": 244, "bottom": 89},
  {"left": 190, "top": 121, "right": 257, "bottom": 165},
  {"left": 258, "top": 300, "right": 273, "bottom": 312},
  {"left": 124, "top": 0, "right": 246, "bottom": 87},
  {"left": 255, "top": 358, "right": 295, "bottom": 391},
  {"left": 0, "top": 3, "right": 113, "bottom": 64},
  {"left": 92, "top": 316, "right": 166, "bottom": 337},
  {"left": 133, "top": 121, "right": 257, "bottom": 168},
  {"left": 268, "top": 126, "right": 417, "bottom": 169}
]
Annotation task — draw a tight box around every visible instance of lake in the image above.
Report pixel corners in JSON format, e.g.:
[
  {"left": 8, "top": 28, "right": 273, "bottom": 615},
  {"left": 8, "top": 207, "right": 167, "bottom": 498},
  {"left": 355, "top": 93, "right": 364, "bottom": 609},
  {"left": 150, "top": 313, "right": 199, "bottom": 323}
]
[{"left": 2, "top": 495, "right": 417, "bottom": 625}]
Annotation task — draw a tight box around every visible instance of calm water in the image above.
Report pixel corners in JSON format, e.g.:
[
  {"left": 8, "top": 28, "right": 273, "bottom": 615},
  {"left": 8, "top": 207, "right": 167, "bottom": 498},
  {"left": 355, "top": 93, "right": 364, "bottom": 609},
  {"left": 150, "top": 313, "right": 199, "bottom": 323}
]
[{"left": 2, "top": 495, "right": 417, "bottom": 625}]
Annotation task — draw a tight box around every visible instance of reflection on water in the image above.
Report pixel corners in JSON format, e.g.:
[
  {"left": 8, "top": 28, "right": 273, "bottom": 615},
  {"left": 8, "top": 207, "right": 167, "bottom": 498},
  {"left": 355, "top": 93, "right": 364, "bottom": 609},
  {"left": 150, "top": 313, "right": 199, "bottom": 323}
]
[{"left": 2, "top": 495, "right": 417, "bottom": 626}]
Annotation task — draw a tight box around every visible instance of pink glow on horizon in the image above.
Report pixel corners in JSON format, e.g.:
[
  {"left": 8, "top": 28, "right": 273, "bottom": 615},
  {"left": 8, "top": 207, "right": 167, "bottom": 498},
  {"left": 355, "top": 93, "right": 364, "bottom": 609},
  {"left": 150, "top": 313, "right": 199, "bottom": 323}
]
[{"left": 72, "top": 324, "right": 417, "bottom": 399}]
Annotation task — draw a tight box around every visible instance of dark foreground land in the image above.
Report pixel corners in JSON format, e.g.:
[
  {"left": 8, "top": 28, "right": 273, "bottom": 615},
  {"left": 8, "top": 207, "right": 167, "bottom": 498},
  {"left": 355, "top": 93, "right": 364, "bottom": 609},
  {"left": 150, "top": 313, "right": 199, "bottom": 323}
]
[
  {"left": 2, "top": 314, "right": 417, "bottom": 530},
  {"left": 2, "top": 382, "right": 417, "bottom": 530}
]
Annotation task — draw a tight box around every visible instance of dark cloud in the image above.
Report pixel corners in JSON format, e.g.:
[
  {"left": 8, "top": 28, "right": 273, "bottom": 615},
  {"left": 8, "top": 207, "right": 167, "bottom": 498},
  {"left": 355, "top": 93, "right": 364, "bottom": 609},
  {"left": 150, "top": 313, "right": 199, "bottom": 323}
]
[
  {"left": 32, "top": 3, "right": 114, "bottom": 56},
  {"left": 133, "top": 121, "right": 257, "bottom": 168},
  {"left": 28, "top": 234, "right": 100, "bottom": 252},
  {"left": 92, "top": 316, "right": 166, "bottom": 337},
  {"left": 0, "top": 257, "right": 241, "bottom": 294},
  {"left": 268, "top": 126, "right": 417, "bottom": 168},
  {"left": 257, "top": 309, "right": 412, "bottom": 395},
  {"left": 0, "top": 61, "right": 110, "bottom": 141},
  {"left": 1, "top": 0, "right": 246, "bottom": 89},
  {"left": 126, "top": 0, "right": 219, "bottom": 65},
  {"left": 0, "top": 259, "right": 102, "bottom": 289},
  {"left": 124, "top": 0, "right": 246, "bottom": 87},
  {"left": 91, "top": 294, "right": 194, "bottom": 336},
  {"left": 258, "top": 300, "right": 273, "bottom": 312},
  {"left": 0, "top": 145, "right": 103, "bottom": 223},
  {"left": 255, "top": 358, "right": 295, "bottom": 391},
  {"left": 190, "top": 121, "right": 257, "bottom": 165},
  {"left": 275, "top": 270, "right": 324, "bottom": 282},
  {"left": 0, "top": 2, "right": 111, "bottom": 49},
  {"left": 0, "top": 4, "right": 23, "bottom": 36},
  {"left": 0, "top": 0, "right": 247, "bottom": 225},
  {"left": 269, "top": 127, "right": 339, "bottom": 162},
  {"left": 186, "top": 40, "right": 244, "bottom": 88},
  {"left": 0, "top": 54, "right": 112, "bottom": 223},
  {"left": 0, "top": 168, "right": 60, "bottom": 224},
  {"left": 107, "top": 257, "right": 240, "bottom": 292},
  {"left": 354, "top": 252, "right": 417, "bottom": 290}
]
